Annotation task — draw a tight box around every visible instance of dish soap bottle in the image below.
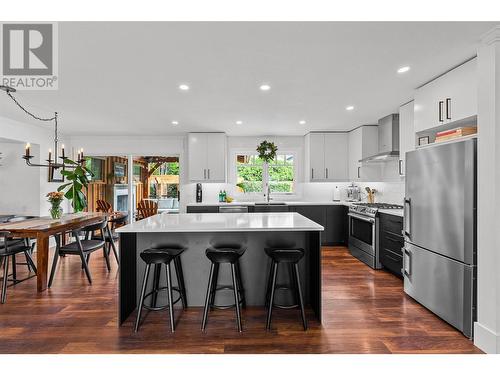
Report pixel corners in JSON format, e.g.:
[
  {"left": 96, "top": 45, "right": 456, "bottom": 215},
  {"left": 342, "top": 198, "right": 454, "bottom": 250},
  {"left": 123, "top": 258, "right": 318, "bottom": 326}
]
[{"left": 218, "top": 190, "right": 223, "bottom": 202}]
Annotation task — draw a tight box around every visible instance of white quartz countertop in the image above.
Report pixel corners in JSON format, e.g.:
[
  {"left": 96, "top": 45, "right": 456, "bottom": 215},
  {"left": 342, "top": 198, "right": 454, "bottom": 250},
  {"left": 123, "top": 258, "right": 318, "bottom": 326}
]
[
  {"left": 186, "top": 201, "right": 356, "bottom": 207},
  {"left": 116, "top": 212, "right": 324, "bottom": 233}
]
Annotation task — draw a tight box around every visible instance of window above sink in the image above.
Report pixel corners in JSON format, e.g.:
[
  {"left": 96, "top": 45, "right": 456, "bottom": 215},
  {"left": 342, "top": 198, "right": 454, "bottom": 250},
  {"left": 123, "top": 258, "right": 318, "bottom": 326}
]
[{"left": 233, "top": 152, "right": 296, "bottom": 197}]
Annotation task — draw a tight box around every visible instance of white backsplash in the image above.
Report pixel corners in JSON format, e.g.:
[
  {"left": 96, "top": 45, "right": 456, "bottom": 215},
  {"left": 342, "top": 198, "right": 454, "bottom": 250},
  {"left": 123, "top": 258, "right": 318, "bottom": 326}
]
[
  {"left": 184, "top": 181, "right": 405, "bottom": 205},
  {"left": 300, "top": 181, "right": 405, "bottom": 204}
]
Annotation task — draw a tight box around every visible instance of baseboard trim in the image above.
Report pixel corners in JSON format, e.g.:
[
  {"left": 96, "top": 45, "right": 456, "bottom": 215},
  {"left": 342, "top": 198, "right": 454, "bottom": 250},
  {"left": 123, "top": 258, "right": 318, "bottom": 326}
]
[{"left": 474, "top": 322, "right": 500, "bottom": 353}]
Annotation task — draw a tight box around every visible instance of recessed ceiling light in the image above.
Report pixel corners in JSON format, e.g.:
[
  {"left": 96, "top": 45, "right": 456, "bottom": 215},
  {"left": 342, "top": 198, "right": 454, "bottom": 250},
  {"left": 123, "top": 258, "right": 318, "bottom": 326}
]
[
  {"left": 346, "top": 106, "right": 354, "bottom": 111},
  {"left": 178, "top": 84, "right": 190, "bottom": 91},
  {"left": 171, "top": 121, "right": 179, "bottom": 125},
  {"left": 397, "top": 66, "right": 410, "bottom": 74},
  {"left": 299, "top": 120, "right": 306, "bottom": 125},
  {"left": 259, "top": 84, "right": 271, "bottom": 91},
  {"left": 236, "top": 120, "right": 243, "bottom": 125}
]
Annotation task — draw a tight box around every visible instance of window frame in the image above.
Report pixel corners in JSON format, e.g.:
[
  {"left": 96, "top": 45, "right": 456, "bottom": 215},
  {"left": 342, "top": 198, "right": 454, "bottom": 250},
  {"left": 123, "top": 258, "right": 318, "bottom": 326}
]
[{"left": 231, "top": 149, "right": 299, "bottom": 198}]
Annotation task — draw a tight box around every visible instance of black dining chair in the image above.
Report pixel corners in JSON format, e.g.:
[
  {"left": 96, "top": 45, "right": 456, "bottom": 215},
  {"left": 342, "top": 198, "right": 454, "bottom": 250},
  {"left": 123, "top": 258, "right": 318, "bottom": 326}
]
[
  {"left": 5, "top": 216, "right": 37, "bottom": 277},
  {"left": 1, "top": 231, "right": 37, "bottom": 303},
  {"left": 92, "top": 213, "right": 128, "bottom": 266},
  {"left": 48, "top": 219, "right": 109, "bottom": 286}
]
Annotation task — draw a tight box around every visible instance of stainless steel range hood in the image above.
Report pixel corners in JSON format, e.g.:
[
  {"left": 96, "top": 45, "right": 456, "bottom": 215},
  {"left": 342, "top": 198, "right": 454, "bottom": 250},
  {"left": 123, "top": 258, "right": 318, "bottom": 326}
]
[{"left": 359, "top": 113, "right": 399, "bottom": 163}]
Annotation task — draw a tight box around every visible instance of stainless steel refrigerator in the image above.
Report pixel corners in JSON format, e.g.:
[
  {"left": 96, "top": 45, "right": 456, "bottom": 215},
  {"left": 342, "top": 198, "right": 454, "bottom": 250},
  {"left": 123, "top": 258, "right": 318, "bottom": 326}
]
[{"left": 403, "top": 138, "right": 476, "bottom": 338}]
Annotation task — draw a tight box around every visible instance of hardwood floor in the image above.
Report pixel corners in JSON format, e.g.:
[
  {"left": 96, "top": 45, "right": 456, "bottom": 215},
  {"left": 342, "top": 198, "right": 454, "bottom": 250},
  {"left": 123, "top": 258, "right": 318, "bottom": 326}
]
[{"left": 0, "top": 246, "right": 482, "bottom": 354}]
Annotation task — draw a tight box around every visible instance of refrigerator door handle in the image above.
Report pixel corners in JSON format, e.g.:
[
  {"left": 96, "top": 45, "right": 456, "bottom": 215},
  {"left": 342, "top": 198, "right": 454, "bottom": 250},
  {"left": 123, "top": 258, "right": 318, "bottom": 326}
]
[
  {"left": 403, "top": 197, "right": 411, "bottom": 238},
  {"left": 403, "top": 247, "right": 412, "bottom": 276}
]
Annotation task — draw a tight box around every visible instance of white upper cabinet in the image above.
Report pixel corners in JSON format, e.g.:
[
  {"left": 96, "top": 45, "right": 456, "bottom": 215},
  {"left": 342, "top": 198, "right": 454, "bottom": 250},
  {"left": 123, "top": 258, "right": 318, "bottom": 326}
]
[
  {"left": 414, "top": 58, "right": 477, "bottom": 133},
  {"left": 305, "top": 133, "right": 348, "bottom": 182},
  {"left": 205, "top": 133, "right": 226, "bottom": 181},
  {"left": 398, "top": 101, "right": 415, "bottom": 176},
  {"left": 188, "top": 133, "right": 226, "bottom": 182},
  {"left": 324, "top": 133, "right": 349, "bottom": 181},
  {"left": 308, "top": 133, "right": 325, "bottom": 181},
  {"left": 348, "top": 126, "right": 378, "bottom": 181}
]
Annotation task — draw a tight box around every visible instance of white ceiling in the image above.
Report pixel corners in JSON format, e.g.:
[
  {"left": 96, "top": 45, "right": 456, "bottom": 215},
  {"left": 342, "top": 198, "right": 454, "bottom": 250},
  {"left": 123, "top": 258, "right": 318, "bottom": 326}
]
[{"left": 0, "top": 21, "right": 497, "bottom": 136}]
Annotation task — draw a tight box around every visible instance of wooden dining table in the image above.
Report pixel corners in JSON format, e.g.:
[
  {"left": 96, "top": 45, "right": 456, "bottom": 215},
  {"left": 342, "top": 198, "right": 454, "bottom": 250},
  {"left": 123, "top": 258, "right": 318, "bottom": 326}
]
[{"left": 0, "top": 212, "right": 111, "bottom": 292}]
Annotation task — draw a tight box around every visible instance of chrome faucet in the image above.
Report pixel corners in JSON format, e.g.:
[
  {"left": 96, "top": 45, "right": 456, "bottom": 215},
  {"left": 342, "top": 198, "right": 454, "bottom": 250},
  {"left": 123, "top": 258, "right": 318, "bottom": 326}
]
[{"left": 265, "top": 184, "right": 272, "bottom": 203}]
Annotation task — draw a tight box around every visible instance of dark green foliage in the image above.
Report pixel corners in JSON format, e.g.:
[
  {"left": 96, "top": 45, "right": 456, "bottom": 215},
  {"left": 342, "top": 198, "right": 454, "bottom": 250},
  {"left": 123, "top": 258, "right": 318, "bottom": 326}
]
[
  {"left": 236, "top": 154, "right": 294, "bottom": 193},
  {"left": 256, "top": 140, "right": 277, "bottom": 163},
  {"left": 57, "top": 159, "right": 93, "bottom": 212}
]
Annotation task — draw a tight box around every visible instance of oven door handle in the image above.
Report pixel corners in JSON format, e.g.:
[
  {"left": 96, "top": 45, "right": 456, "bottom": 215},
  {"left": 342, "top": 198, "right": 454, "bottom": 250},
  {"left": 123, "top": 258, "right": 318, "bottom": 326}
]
[{"left": 348, "top": 212, "right": 375, "bottom": 224}]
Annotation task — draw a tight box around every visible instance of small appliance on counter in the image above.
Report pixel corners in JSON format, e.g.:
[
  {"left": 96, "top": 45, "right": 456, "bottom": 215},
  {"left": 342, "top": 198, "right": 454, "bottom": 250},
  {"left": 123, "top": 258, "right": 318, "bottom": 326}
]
[
  {"left": 346, "top": 183, "right": 361, "bottom": 202},
  {"left": 333, "top": 186, "right": 341, "bottom": 202},
  {"left": 196, "top": 183, "right": 203, "bottom": 203}
]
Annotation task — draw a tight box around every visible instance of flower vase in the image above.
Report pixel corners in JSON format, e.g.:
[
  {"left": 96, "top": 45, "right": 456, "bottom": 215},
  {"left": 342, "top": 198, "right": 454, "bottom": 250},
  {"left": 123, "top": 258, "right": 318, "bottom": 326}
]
[{"left": 50, "top": 203, "right": 63, "bottom": 219}]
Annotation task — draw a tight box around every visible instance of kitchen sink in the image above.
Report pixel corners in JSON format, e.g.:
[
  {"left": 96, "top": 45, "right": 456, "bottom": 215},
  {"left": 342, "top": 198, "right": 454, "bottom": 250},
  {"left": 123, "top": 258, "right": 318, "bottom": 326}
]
[
  {"left": 253, "top": 202, "right": 289, "bottom": 213},
  {"left": 254, "top": 202, "right": 287, "bottom": 206}
]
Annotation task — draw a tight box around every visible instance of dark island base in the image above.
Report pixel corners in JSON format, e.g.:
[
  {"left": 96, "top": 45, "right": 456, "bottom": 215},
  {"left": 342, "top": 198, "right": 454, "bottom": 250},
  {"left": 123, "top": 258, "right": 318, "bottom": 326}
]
[{"left": 119, "top": 231, "right": 321, "bottom": 325}]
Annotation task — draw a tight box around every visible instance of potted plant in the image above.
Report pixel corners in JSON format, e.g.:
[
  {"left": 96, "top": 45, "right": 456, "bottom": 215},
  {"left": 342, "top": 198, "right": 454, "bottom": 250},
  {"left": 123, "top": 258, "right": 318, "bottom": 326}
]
[
  {"left": 46, "top": 191, "right": 65, "bottom": 219},
  {"left": 57, "top": 159, "right": 93, "bottom": 213}
]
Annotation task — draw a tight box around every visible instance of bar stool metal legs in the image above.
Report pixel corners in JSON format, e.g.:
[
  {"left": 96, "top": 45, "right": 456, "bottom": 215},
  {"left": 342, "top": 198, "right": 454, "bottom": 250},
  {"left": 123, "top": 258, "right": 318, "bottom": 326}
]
[
  {"left": 201, "top": 263, "right": 215, "bottom": 331},
  {"left": 231, "top": 263, "right": 242, "bottom": 332},
  {"left": 294, "top": 263, "right": 307, "bottom": 330},
  {"left": 134, "top": 264, "right": 151, "bottom": 332},
  {"left": 265, "top": 248, "right": 308, "bottom": 331},
  {"left": 166, "top": 262, "right": 175, "bottom": 330},
  {"left": 265, "top": 261, "right": 278, "bottom": 330},
  {"left": 134, "top": 247, "right": 187, "bottom": 333},
  {"left": 202, "top": 247, "right": 246, "bottom": 332}
]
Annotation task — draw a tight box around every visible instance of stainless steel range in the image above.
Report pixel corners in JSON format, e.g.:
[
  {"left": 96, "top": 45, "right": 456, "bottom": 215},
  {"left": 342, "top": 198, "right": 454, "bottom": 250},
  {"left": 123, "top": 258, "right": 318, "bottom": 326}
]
[{"left": 348, "top": 203, "right": 403, "bottom": 269}]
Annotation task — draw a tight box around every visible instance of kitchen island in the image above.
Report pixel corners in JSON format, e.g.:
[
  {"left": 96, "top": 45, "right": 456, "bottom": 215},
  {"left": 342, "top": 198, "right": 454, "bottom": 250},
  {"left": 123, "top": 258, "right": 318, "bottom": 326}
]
[{"left": 116, "top": 212, "right": 324, "bottom": 325}]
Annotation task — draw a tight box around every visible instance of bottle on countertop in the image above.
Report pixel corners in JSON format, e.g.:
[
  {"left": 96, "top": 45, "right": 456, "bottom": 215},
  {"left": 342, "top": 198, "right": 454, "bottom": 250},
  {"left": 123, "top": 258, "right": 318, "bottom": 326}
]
[
  {"left": 333, "top": 186, "right": 340, "bottom": 202},
  {"left": 222, "top": 190, "right": 227, "bottom": 202},
  {"left": 218, "top": 190, "right": 223, "bottom": 202},
  {"left": 196, "top": 183, "right": 203, "bottom": 203}
]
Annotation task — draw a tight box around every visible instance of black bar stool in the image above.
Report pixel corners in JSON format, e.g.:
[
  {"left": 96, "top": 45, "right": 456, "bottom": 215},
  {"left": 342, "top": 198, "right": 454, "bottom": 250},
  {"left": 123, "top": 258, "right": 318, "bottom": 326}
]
[
  {"left": 264, "top": 247, "right": 307, "bottom": 331},
  {"left": 202, "top": 246, "right": 246, "bottom": 332},
  {"left": 134, "top": 246, "right": 187, "bottom": 333}
]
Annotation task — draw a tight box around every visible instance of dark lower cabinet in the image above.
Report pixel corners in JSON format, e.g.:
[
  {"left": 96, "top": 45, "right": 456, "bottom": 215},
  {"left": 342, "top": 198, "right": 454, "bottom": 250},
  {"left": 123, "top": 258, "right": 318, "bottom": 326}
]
[
  {"left": 186, "top": 206, "right": 219, "bottom": 213},
  {"left": 289, "top": 205, "right": 347, "bottom": 246},
  {"left": 187, "top": 204, "right": 349, "bottom": 246},
  {"left": 326, "top": 206, "right": 347, "bottom": 245},
  {"left": 379, "top": 212, "right": 404, "bottom": 277}
]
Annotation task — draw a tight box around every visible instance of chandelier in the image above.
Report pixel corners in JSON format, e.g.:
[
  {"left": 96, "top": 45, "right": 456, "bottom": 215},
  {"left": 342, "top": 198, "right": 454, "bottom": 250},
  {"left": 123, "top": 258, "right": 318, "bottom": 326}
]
[{"left": 0, "top": 85, "right": 84, "bottom": 169}]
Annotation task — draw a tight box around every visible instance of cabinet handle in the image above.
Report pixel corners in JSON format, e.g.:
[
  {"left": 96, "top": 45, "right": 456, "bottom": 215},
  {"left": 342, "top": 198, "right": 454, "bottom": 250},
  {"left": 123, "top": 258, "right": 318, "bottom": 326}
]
[
  {"left": 204, "top": 169, "right": 206, "bottom": 179},
  {"left": 403, "top": 197, "right": 411, "bottom": 239},
  {"left": 446, "top": 98, "right": 451, "bottom": 120},
  {"left": 398, "top": 159, "right": 403, "bottom": 175},
  {"left": 357, "top": 166, "right": 360, "bottom": 179},
  {"left": 438, "top": 101, "right": 444, "bottom": 122},
  {"left": 403, "top": 248, "right": 412, "bottom": 276},
  {"left": 207, "top": 169, "right": 210, "bottom": 180},
  {"left": 325, "top": 168, "right": 329, "bottom": 179},
  {"left": 311, "top": 168, "right": 314, "bottom": 179}
]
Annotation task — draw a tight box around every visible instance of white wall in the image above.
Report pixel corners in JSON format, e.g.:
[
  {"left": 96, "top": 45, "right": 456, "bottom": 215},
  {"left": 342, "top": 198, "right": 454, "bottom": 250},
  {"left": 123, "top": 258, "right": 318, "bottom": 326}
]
[
  {"left": 0, "top": 141, "right": 40, "bottom": 215},
  {"left": 0, "top": 115, "right": 71, "bottom": 216},
  {"left": 474, "top": 26, "right": 500, "bottom": 354}
]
